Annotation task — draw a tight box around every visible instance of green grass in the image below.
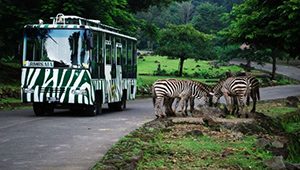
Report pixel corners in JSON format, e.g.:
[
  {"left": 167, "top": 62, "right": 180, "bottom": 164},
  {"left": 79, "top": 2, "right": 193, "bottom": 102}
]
[
  {"left": 138, "top": 55, "right": 242, "bottom": 76},
  {"left": 93, "top": 124, "right": 273, "bottom": 170},
  {"left": 138, "top": 135, "right": 271, "bottom": 169},
  {"left": 283, "top": 122, "right": 300, "bottom": 133}
]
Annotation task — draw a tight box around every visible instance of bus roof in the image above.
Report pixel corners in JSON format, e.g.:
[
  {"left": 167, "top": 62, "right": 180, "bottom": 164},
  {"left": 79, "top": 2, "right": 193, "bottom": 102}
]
[{"left": 24, "top": 13, "right": 137, "bottom": 41}]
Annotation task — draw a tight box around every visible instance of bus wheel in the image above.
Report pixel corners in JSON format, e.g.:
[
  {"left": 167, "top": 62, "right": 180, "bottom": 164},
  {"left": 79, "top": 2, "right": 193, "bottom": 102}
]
[
  {"left": 33, "top": 103, "right": 54, "bottom": 116},
  {"left": 108, "top": 100, "right": 125, "bottom": 111},
  {"left": 108, "top": 102, "right": 121, "bottom": 111},
  {"left": 33, "top": 103, "right": 46, "bottom": 116},
  {"left": 85, "top": 103, "right": 101, "bottom": 116}
]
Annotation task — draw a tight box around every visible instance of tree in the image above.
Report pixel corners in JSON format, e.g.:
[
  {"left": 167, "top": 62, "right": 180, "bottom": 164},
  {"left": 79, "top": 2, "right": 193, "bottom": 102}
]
[
  {"left": 0, "top": 0, "right": 137, "bottom": 57},
  {"left": 192, "top": 2, "right": 226, "bottom": 34},
  {"left": 157, "top": 24, "right": 213, "bottom": 76},
  {"left": 127, "top": 0, "right": 186, "bottom": 12},
  {"left": 221, "top": 0, "right": 300, "bottom": 79}
]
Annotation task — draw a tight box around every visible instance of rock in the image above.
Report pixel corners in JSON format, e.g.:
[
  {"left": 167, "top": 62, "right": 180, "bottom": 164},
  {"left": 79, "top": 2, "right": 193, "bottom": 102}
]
[
  {"left": 286, "top": 96, "right": 299, "bottom": 107},
  {"left": 264, "top": 156, "right": 286, "bottom": 170},
  {"left": 185, "top": 130, "right": 203, "bottom": 137},
  {"left": 256, "top": 138, "right": 270, "bottom": 149},
  {"left": 192, "top": 106, "right": 225, "bottom": 118},
  {"left": 272, "top": 140, "right": 284, "bottom": 148},
  {"left": 285, "top": 162, "right": 300, "bottom": 170},
  {"left": 203, "top": 116, "right": 218, "bottom": 127},
  {"left": 170, "top": 117, "right": 204, "bottom": 124}
]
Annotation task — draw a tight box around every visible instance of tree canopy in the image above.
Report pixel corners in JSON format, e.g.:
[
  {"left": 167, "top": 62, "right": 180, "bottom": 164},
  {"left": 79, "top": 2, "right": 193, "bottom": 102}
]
[
  {"left": 157, "top": 24, "right": 213, "bottom": 76},
  {"left": 221, "top": 0, "right": 300, "bottom": 79}
]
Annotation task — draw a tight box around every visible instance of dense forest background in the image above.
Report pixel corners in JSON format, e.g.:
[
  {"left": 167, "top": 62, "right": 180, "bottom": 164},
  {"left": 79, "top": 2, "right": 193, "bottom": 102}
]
[{"left": 0, "top": 0, "right": 299, "bottom": 77}]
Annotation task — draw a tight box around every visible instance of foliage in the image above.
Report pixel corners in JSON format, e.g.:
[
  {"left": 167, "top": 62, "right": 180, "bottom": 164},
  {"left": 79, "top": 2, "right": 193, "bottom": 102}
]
[
  {"left": 221, "top": 0, "right": 300, "bottom": 78},
  {"left": 0, "top": 0, "right": 184, "bottom": 57},
  {"left": 157, "top": 24, "right": 214, "bottom": 76},
  {"left": 127, "top": 0, "right": 186, "bottom": 12},
  {"left": 192, "top": 2, "right": 226, "bottom": 34}
]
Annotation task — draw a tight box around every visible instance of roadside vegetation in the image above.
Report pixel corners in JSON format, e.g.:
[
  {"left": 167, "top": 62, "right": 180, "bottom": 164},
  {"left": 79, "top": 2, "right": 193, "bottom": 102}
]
[
  {"left": 136, "top": 55, "right": 299, "bottom": 96},
  {"left": 0, "top": 59, "right": 23, "bottom": 110},
  {"left": 93, "top": 98, "right": 300, "bottom": 169}
]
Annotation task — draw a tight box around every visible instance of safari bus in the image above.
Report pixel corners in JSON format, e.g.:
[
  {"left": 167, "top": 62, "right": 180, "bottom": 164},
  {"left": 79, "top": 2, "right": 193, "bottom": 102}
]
[{"left": 21, "top": 13, "right": 137, "bottom": 116}]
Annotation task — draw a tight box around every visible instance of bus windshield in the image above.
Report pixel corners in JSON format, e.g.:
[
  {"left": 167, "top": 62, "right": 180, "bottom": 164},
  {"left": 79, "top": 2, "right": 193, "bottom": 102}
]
[{"left": 23, "top": 28, "right": 91, "bottom": 68}]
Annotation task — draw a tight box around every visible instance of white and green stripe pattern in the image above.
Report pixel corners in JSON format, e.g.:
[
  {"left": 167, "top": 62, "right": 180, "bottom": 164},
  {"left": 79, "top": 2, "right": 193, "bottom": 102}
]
[{"left": 21, "top": 68, "right": 95, "bottom": 105}]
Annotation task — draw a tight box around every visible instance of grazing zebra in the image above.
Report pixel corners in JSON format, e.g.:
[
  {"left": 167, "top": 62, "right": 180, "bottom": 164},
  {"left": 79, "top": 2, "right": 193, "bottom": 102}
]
[
  {"left": 152, "top": 79, "right": 211, "bottom": 118},
  {"left": 245, "top": 75, "right": 260, "bottom": 113},
  {"left": 165, "top": 80, "right": 212, "bottom": 114},
  {"left": 211, "top": 77, "right": 250, "bottom": 117}
]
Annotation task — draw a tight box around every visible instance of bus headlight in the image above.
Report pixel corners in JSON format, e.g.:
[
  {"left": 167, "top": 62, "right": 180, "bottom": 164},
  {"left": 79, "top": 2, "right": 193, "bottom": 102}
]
[
  {"left": 24, "top": 88, "right": 34, "bottom": 93},
  {"left": 71, "top": 89, "right": 88, "bottom": 96}
]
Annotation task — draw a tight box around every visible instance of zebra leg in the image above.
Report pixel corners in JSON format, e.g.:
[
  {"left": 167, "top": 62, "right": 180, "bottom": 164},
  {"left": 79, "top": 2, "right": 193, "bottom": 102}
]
[
  {"left": 164, "top": 97, "right": 175, "bottom": 117},
  {"left": 224, "top": 93, "right": 232, "bottom": 115},
  {"left": 250, "top": 90, "right": 256, "bottom": 113},
  {"left": 154, "top": 97, "right": 164, "bottom": 118},
  {"left": 179, "top": 97, "right": 187, "bottom": 116},
  {"left": 232, "top": 96, "right": 239, "bottom": 116},
  {"left": 190, "top": 97, "right": 195, "bottom": 113},
  {"left": 173, "top": 98, "right": 180, "bottom": 113},
  {"left": 184, "top": 98, "right": 189, "bottom": 116}
]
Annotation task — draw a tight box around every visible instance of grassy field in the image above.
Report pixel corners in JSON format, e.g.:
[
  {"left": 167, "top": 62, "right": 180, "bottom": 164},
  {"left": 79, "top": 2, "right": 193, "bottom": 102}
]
[
  {"left": 138, "top": 55, "right": 242, "bottom": 77},
  {"left": 136, "top": 55, "right": 299, "bottom": 95}
]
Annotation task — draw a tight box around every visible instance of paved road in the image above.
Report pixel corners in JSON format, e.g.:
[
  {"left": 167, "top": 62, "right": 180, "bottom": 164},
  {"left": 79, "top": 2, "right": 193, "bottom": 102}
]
[
  {"left": 2, "top": 83, "right": 300, "bottom": 170},
  {"left": 230, "top": 59, "right": 300, "bottom": 81},
  {"left": 1, "top": 62, "right": 300, "bottom": 170},
  {"left": 0, "top": 99, "right": 154, "bottom": 170}
]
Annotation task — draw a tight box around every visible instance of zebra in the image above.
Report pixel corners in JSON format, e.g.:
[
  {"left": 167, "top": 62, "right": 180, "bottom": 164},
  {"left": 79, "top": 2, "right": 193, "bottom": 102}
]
[
  {"left": 152, "top": 79, "right": 211, "bottom": 118},
  {"left": 211, "top": 75, "right": 260, "bottom": 114},
  {"left": 245, "top": 75, "right": 260, "bottom": 113},
  {"left": 164, "top": 80, "right": 213, "bottom": 114},
  {"left": 211, "top": 77, "right": 250, "bottom": 117}
]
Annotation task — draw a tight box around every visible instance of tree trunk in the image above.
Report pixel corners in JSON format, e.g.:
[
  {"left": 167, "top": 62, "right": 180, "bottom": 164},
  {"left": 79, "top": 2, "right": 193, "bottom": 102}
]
[
  {"left": 271, "top": 55, "right": 276, "bottom": 80},
  {"left": 178, "top": 57, "right": 185, "bottom": 77},
  {"left": 245, "top": 59, "right": 251, "bottom": 72}
]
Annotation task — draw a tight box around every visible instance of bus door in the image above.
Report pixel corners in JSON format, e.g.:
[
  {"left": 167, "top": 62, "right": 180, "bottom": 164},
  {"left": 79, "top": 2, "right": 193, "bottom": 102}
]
[{"left": 105, "top": 35, "right": 121, "bottom": 103}]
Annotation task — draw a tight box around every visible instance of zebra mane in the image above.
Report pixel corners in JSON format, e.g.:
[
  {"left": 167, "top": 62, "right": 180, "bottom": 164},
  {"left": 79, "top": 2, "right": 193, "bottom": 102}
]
[
  {"left": 212, "top": 79, "right": 225, "bottom": 96},
  {"left": 188, "top": 80, "right": 212, "bottom": 93}
]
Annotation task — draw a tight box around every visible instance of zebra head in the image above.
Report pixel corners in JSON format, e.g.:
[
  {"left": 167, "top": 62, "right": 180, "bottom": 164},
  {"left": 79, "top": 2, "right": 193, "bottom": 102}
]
[{"left": 210, "top": 80, "right": 224, "bottom": 105}]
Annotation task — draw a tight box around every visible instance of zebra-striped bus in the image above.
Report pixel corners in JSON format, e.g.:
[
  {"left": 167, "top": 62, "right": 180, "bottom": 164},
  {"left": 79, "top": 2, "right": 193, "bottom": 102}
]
[{"left": 21, "top": 13, "right": 137, "bottom": 116}]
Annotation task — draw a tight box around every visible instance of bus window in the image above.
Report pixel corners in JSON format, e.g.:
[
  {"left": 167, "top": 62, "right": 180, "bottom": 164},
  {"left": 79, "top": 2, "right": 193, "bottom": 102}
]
[
  {"left": 127, "top": 41, "right": 133, "bottom": 77},
  {"left": 111, "top": 36, "right": 115, "bottom": 64},
  {"left": 121, "top": 39, "right": 127, "bottom": 78},
  {"left": 105, "top": 34, "right": 111, "bottom": 64},
  {"left": 116, "top": 38, "right": 122, "bottom": 65},
  {"left": 133, "top": 42, "right": 137, "bottom": 78},
  {"left": 91, "top": 32, "right": 98, "bottom": 78},
  {"left": 99, "top": 33, "right": 105, "bottom": 78},
  {"left": 122, "top": 39, "right": 127, "bottom": 65}
]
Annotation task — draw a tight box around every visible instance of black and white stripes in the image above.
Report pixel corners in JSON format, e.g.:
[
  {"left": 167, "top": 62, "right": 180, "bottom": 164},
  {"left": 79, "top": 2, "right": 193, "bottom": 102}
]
[
  {"left": 211, "top": 74, "right": 260, "bottom": 117},
  {"left": 152, "top": 79, "right": 211, "bottom": 118}
]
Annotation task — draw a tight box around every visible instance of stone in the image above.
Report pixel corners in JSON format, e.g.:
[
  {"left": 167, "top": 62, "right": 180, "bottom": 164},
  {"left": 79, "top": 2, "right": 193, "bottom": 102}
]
[
  {"left": 285, "top": 162, "right": 300, "bottom": 170},
  {"left": 264, "top": 156, "right": 286, "bottom": 170},
  {"left": 286, "top": 96, "right": 299, "bottom": 107},
  {"left": 185, "top": 130, "right": 203, "bottom": 137},
  {"left": 256, "top": 138, "right": 270, "bottom": 149},
  {"left": 271, "top": 140, "right": 284, "bottom": 148}
]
